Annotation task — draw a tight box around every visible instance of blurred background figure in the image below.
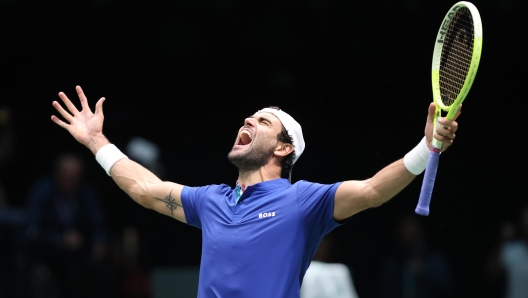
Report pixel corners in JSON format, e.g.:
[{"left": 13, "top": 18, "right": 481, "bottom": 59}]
[
  {"left": 300, "top": 234, "right": 359, "bottom": 298},
  {"left": 487, "top": 204, "right": 528, "bottom": 298},
  {"left": 24, "top": 153, "right": 111, "bottom": 298},
  {"left": 0, "top": 106, "right": 15, "bottom": 207},
  {"left": 379, "top": 214, "right": 453, "bottom": 298},
  {"left": 114, "top": 225, "right": 150, "bottom": 298},
  {"left": 484, "top": 220, "right": 515, "bottom": 297},
  {"left": 0, "top": 105, "right": 18, "bottom": 298}
]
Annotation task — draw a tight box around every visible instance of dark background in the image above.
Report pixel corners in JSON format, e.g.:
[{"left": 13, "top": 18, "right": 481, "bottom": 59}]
[{"left": 0, "top": 0, "right": 524, "bottom": 297}]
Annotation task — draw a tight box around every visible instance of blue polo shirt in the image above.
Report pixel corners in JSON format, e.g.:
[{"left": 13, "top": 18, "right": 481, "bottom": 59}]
[{"left": 181, "top": 178, "right": 343, "bottom": 298}]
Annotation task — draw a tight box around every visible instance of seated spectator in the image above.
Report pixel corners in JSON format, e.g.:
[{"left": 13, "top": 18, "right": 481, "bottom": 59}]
[
  {"left": 114, "top": 226, "right": 150, "bottom": 298},
  {"left": 25, "top": 153, "right": 109, "bottom": 298},
  {"left": 0, "top": 105, "right": 15, "bottom": 207},
  {"left": 0, "top": 106, "right": 16, "bottom": 297},
  {"left": 379, "top": 214, "right": 453, "bottom": 298}
]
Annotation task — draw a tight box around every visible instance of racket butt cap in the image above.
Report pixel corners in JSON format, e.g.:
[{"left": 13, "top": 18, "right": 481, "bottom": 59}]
[{"left": 415, "top": 207, "right": 430, "bottom": 216}]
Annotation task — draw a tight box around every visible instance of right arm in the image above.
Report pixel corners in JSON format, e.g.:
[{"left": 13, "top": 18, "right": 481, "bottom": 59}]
[
  {"left": 51, "top": 86, "right": 187, "bottom": 223},
  {"left": 110, "top": 156, "right": 186, "bottom": 222}
]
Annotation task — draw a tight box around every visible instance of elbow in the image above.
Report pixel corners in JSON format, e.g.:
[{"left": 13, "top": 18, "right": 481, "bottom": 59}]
[
  {"left": 128, "top": 184, "right": 154, "bottom": 209},
  {"left": 364, "top": 186, "right": 384, "bottom": 208},
  {"left": 367, "top": 196, "right": 384, "bottom": 208},
  {"left": 138, "top": 194, "right": 155, "bottom": 209},
  {"left": 367, "top": 192, "right": 396, "bottom": 208},
  {"left": 363, "top": 181, "right": 393, "bottom": 208},
  {"left": 362, "top": 183, "right": 384, "bottom": 208}
]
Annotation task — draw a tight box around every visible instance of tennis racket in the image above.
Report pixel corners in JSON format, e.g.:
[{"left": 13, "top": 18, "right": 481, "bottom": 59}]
[{"left": 415, "top": 1, "right": 483, "bottom": 216}]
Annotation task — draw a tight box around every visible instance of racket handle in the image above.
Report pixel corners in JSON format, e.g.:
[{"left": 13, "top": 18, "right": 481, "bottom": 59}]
[{"left": 415, "top": 148, "right": 441, "bottom": 216}]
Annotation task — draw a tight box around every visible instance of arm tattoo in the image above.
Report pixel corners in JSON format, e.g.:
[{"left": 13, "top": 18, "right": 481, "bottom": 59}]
[{"left": 154, "top": 189, "right": 182, "bottom": 216}]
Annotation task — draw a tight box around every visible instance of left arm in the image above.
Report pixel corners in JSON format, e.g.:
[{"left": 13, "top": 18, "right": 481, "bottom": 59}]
[
  {"left": 333, "top": 159, "right": 414, "bottom": 220},
  {"left": 333, "top": 103, "right": 460, "bottom": 221}
]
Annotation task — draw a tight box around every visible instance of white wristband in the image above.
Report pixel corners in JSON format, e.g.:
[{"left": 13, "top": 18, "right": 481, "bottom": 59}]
[
  {"left": 95, "top": 144, "right": 128, "bottom": 176},
  {"left": 403, "top": 137, "right": 430, "bottom": 175}
]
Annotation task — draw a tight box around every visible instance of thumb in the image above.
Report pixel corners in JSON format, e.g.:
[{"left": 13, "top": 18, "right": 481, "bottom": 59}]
[{"left": 95, "top": 97, "right": 105, "bottom": 116}]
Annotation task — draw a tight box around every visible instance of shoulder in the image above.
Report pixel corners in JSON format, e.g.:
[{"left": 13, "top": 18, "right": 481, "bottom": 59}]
[
  {"left": 501, "top": 239, "right": 528, "bottom": 266},
  {"left": 292, "top": 180, "right": 343, "bottom": 195},
  {"left": 80, "top": 181, "right": 100, "bottom": 197},
  {"left": 502, "top": 240, "right": 526, "bottom": 255},
  {"left": 183, "top": 183, "right": 233, "bottom": 193},
  {"left": 293, "top": 180, "right": 342, "bottom": 188},
  {"left": 28, "top": 176, "right": 54, "bottom": 194},
  {"left": 182, "top": 183, "right": 233, "bottom": 199},
  {"left": 26, "top": 177, "right": 56, "bottom": 206}
]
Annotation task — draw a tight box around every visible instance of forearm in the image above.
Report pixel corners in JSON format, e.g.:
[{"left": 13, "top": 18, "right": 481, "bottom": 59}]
[
  {"left": 334, "top": 139, "right": 428, "bottom": 220},
  {"left": 89, "top": 134, "right": 161, "bottom": 208},
  {"left": 89, "top": 135, "right": 185, "bottom": 221},
  {"left": 110, "top": 159, "right": 186, "bottom": 221},
  {"left": 109, "top": 158, "right": 163, "bottom": 208},
  {"left": 365, "top": 136, "right": 430, "bottom": 206},
  {"left": 365, "top": 158, "right": 416, "bottom": 207}
]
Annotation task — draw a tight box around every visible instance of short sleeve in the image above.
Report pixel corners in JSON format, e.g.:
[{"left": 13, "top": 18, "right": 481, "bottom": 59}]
[
  {"left": 181, "top": 185, "right": 212, "bottom": 229},
  {"left": 296, "top": 180, "right": 343, "bottom": 237}
]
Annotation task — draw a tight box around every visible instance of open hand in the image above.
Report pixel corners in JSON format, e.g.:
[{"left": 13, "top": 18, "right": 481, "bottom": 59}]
[
  {"left": 424, "top": 102, "right": 461, "bottom": 152},
  {"left": 51, "top": 86, "right": 106, "bottom": 149}
]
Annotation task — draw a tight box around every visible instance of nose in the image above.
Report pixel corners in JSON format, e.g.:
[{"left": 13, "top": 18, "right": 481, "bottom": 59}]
[{"left": 244, "top": 117, "right": 256, "bottom": 127}]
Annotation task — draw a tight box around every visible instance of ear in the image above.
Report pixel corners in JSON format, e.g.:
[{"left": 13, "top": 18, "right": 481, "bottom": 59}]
[{"left": 274, "top": 143, "right": 294, "bottom": 158}]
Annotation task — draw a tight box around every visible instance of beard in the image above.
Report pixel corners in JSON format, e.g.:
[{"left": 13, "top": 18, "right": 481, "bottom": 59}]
[{"left": 227, "top": 137, "right": 276, "bottom": 173}]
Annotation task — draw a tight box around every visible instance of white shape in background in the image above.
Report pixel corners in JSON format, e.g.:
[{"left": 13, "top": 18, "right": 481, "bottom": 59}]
[
  {"left": 301, "top": 261, "right": 359, "bottom": 298},
  {"left": 125, "top": 136, "right": 165, "bottom": 177}
]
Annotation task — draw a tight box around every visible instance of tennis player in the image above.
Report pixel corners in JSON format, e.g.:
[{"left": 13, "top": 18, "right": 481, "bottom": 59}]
[{"left": 51, "top": 86, "right": 459, "bottom": 298}]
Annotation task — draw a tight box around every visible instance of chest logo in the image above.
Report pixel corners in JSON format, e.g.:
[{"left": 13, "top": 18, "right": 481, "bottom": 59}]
[{"left": 258, "top": 212, "right": 276, "bottom": 219}]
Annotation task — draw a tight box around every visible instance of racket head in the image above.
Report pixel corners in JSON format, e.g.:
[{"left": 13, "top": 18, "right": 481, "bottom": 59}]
[{"left": 431, "top": 1, "right": 483, "bottom": 118}]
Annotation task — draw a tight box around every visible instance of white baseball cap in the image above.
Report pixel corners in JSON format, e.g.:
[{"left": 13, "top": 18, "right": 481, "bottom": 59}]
[{"left": 257, "top": 107, "right": 305, "bottom": 164}]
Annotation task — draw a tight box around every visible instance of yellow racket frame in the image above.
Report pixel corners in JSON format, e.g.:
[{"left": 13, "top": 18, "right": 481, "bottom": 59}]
[{"left": 431, "top": 1, "right": 483, "bottom": 149}]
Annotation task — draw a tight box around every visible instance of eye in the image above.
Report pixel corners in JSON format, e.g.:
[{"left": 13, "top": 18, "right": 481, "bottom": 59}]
[{"left": 259, "top": 118, "right": 271, "bottom": 126}]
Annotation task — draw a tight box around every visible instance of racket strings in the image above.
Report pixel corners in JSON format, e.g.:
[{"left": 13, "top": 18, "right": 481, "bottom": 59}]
[{"left": 439, "top": 7, "right": 474, "bottom": 106}]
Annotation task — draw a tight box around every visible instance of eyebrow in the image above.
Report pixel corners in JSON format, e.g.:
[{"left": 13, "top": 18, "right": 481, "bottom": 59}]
[{"left": 250, "top": 115, "right": 273, "bottom": 125}]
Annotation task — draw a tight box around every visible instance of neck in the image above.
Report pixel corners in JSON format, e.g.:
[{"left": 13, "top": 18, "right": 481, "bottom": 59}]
[{"left": 237, "top": 164, "right": 281, "bottom": 188}]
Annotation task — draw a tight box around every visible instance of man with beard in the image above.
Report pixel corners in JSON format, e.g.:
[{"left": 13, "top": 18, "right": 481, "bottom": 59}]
[{"left": 51, "top": 86, "right": 460, "bottom": 298}]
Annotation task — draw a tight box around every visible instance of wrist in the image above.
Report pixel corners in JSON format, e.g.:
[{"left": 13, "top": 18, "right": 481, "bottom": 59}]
[
  {"left": 95, "top": 144, "right": 128, "bottom": 176},
  {"left": 404, "top": 137, "right": 430, "bottom": 175},
  {"left": 87, "top": 134, "right": 110, "bottom": 155}
]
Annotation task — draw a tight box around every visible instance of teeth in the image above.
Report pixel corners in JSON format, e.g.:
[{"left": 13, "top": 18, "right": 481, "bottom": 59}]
[
  {"left": 239, "top": 130, "right": 252, "bottom": 145},
  {"left": 240, "top": 130, "right": 252, "bottom": 139}
]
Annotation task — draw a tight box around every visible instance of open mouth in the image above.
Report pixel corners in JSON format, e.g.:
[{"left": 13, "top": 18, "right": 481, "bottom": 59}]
[{"left": 236, "top": 129, "right": 253, "bottom": 146}]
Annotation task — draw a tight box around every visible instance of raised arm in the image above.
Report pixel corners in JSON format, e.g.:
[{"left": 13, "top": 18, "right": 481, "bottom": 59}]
[
  {"left": 51, "top": 86, "right": 187, "bottom": 223},
  {"left": 333, "top": 103, "right": 460, "bottom": 221}
]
